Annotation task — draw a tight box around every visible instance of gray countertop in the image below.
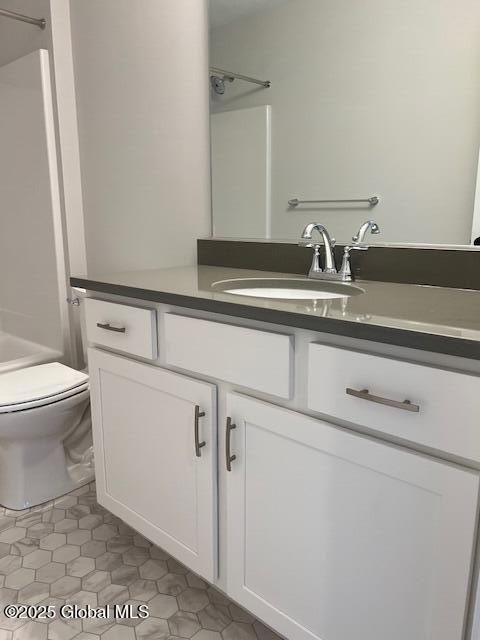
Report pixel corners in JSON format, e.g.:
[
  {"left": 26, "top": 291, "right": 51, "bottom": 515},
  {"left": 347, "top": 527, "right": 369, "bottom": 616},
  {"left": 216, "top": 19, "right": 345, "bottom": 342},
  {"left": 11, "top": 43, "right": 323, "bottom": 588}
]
[{"left": 71, "top": 265, "right": 480, "bottom": 360}]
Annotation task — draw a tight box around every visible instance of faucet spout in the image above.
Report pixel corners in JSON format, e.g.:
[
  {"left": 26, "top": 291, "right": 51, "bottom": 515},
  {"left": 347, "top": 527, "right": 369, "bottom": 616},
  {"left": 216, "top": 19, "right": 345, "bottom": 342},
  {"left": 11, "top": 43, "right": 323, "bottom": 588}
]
[
  {"left": 301, "top": 223, "right": 336, "bottom": 274},
  {"left": 352, "top": 220, "right": 380, "bottom": 244}
]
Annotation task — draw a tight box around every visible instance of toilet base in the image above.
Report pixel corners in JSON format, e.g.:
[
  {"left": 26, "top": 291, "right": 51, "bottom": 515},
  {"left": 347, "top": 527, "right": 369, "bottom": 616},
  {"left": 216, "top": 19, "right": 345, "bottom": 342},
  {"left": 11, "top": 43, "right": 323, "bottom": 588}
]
[{"left": 0, "top": 436, "right": 76, "bottom": 510}]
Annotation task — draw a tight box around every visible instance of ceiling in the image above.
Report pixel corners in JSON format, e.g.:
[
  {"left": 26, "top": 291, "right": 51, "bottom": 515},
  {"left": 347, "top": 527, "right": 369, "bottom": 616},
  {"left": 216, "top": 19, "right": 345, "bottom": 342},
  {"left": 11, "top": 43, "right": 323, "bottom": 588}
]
[{"left": 209, "top": 0, "right": 291, "bottom": 30}]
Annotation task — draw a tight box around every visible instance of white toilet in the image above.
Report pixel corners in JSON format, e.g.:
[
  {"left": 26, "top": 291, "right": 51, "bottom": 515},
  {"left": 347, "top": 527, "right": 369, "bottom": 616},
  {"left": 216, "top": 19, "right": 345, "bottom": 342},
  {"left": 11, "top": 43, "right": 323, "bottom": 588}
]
[{"left": 0, "top": 362, "right": 90, "bottom": 510}]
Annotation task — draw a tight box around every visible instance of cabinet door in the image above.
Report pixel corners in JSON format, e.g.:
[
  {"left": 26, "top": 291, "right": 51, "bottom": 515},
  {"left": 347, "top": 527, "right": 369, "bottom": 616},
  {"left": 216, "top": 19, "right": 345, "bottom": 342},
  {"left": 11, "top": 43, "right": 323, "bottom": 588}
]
[
  {"left": 88, "top": 348, "right": 217, "bottom": 581},
  {"left": 225, "top": 393, "right": 479, "bottom": 640}
]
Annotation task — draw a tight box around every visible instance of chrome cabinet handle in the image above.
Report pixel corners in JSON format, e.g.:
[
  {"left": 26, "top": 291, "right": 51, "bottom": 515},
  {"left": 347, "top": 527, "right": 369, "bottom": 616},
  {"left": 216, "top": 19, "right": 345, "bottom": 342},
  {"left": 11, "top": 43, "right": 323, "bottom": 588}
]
[
  {"left": 194, "top": 405, "right": 206, "bottom": 457},
  {"left": 346, "top": 388, "right": 420, "bottom": 413},
  {"left": 96, "top": 322, "right": 126, "bottom": 333},
  {"left": 225, "top": 417, "right": 236, "bottom": 471}
]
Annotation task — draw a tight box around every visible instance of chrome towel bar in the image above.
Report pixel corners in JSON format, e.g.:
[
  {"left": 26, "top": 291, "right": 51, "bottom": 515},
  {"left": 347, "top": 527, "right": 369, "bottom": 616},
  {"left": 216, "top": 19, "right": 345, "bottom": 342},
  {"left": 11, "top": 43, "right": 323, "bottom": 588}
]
[
  {"left": 209, "top": 67, "right": 270, "bottom": 88},
  {"left": 288, "top": 196, "right": 379, "bottom": 207},
  {"left": 0, "top": 7, "right": 45, "bottom": 28}
]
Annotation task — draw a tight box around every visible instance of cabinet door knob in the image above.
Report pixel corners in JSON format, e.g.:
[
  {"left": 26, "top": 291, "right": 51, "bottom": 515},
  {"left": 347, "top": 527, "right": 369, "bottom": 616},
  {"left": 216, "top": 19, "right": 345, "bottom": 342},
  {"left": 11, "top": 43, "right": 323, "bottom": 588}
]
[
  {"left": 194, "top": 405, "right": 206, "bottom": 457},
  {"left": 226, "top": 417, "right": 237, "bottom": 471},
  {"left": 346, "top": 388, "right": 420, "bottom": 413}
]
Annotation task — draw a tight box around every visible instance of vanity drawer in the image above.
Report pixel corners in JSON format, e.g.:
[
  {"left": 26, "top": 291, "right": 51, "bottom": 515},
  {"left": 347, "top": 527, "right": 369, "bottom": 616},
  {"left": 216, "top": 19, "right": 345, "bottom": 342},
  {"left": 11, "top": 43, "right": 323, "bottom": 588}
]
[
  {"left": 84, "top": 298, "right": 158, "bottom": 360},
  {"left": 308, "top": 343, "right": 480, "bottom": 461},
  {"left": 164, "top": 313, "right": 293, "bottom": 398}
]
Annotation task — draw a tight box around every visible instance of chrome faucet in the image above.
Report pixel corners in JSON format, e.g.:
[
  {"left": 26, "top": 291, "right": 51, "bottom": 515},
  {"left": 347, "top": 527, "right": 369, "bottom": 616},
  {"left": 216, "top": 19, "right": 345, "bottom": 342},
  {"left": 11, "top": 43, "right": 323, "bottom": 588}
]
[
  {"left": 300, "top": 220, "right": 380, "bottom": 282},
  {"left": 352, "top": 220, "right": 380, "bottom": 243},
  {"left": 338, "top": 220, "right": 381, "bottom": 281},
  {"left": 300, "top": 223, "right": 337, "bottom": 278}
]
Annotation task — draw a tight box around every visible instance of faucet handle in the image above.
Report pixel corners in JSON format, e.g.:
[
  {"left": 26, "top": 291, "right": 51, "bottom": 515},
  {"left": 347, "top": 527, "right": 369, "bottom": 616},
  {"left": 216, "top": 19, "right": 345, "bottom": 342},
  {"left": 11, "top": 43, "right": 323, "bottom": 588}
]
[
  {"left": 338, "top": 244, "right": 368, "bottom": 281},
  {"left": 298, "top": 241, "right": 323, "bottom": 274}
]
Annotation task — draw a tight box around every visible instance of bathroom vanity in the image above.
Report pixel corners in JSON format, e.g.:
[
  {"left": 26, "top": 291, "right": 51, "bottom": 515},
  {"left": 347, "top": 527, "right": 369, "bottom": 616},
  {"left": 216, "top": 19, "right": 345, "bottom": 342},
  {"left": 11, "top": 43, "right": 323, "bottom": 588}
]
[{"left": 72, "top": 262, "right": 480, "bottom": 640}]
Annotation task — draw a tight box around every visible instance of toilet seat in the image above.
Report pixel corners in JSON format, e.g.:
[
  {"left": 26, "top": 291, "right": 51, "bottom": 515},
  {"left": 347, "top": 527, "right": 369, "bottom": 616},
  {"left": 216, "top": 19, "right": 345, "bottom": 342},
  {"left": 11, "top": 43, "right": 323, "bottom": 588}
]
[{"left": 0, "top": 362, "right": 89, "bottom": 414}]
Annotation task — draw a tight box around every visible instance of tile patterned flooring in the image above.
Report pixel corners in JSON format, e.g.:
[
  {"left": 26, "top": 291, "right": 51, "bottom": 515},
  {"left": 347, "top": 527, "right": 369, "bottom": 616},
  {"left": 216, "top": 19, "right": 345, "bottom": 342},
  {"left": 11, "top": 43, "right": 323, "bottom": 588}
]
[{"left": 0, "top": 483, "right": 282, "bottom": 640}]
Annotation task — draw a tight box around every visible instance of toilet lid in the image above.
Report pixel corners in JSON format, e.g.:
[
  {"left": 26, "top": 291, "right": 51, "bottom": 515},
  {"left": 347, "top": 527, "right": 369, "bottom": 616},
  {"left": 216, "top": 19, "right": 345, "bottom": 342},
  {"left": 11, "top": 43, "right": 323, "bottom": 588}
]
[{"left": 0, "top": 363, "right": 89, "bottom": 410}]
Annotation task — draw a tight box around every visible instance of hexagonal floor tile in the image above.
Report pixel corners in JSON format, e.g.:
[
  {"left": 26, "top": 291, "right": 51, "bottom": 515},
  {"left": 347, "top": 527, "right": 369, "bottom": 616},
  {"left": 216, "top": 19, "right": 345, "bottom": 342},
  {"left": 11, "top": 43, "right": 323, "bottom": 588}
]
[
  {"left": 102, "top": 625, "right": 135, "bottom": 640},
  {"left": 0, "top": 586, "right": 17, "bottom": 605},
  {"left": 42, "top": 508, "right": 65, "bottom": 524},
  {"left": 156, "top": 572, "right": 187, "bottom": 596},
  {"left": 23, "top": 549, "right": 51, "bottom": 570},
  {"left": 81, "top": 570, "right": 111, "bottom": 592},
  {"left": 0, "top": 487, "right": 284, "bottom": 640},
  {"left": 0, "top": 555, "right": 21, "bottom": 575},
  {"left": 78, "top": 514, "right": 103, "bottom": 530},
  {"left": 168, "top": 611, "right": 200, "bottom": 638},
  {"left": 79, "top": 540, "right": 106, "bottom": 558},
  {"left": 138, "top": 558, "right": 167, "bottom": 581},
  {"left": 128, "top": 579, "right": 157, "bottom": 602},
  {"left": 253, "top": 620, "right": 284, "bottom": 640},
  {"left": 12, "top": 620, "right": 48, "bottom": 639},
  {"left": 95, "top": 551, "right": 123, "bottom": 572},
  {"left": 106, "top": 535, "right": 134, "bottom": 554},
  {"left": 52, "top": 545, "right": 80, "bottom": 564},
  {"left": 66, "top": 556, "right": 95, "bottom": 578},
  {"left": 0, "top": 515, "right": 14, "bottom": 532},
  {"left": 4, "top": 567, "right": 34, "bottom": 589},
  {"left": 39, "top": 533, "right": 66, "bottom": 551},
  {"left": 54, "top": 495, "right": 78, "bottom": 509},
  {"left": 187, "top": 571, "right": 207, "bottom": 590},
  {"left": 54, "top": 519, "right": 77, "bottom": 534},
  {"left": 148, "top": 593, "right": 178, "bottom": 619},
  {"left": 197, "top": 604, "right": 231, "bottom": 632},
  {"left": 92, "top": 524, "right": 117, "bottom": 541},
  {"left": 14, "top": 513, "right": 42, "bottom": 529},
  {"left": 110, "top": 564, "right": 139, "bottom": 586},
  {"left": 47, "top": 618, "right": 81, "bottom": 640},
  {"left": 50, "top": 575, "right": 81, "bottom": 598},
  {"left": 68, "top": 589, "right": 97, "bottom": 608},
  {"left": 178, "top": 587, "right": 210, "bottom": 613},
  {"left": 66, "top": 529, "right": 91, "bottom": 546},
  {"left": 135, "top": 617, "right": 169, "bottom": 639},
  {"left": 122, "top": 547, "right": 149, "bottom": 567},
  {"left": 11, "top": 537, "right": 39, "bottom": 557},
  {"left": 166, "top": 558, "right": 189, "bottom": 574},
  {"left": 222, "top": 622, "right": 257, "bottom": 640},
  {"left": 18, "top": 581, "right": 49, "bottom": 605},
  {"left": 192, "top": 631, "right": 222, "bottom": 640},
  {"left": 149, "top": 546, "right": 169, "bottom": 561},
  {"left": 0, "top": 527, "right": 26, "bottom": 544},
  {"left": 98, "top": 583, "right": 129, "bottom": 606},
  {"left": 36, "top": 562, "right": 65, "bottom": 584},
  {"left": 229, "top": 603, "right": 255, "bottom": 624},
  {"left": 65, "top": 504, "right": 90, "bottom": 520},
  {"left": 26, "top": 523, "right": 54, "bottom": 540}
]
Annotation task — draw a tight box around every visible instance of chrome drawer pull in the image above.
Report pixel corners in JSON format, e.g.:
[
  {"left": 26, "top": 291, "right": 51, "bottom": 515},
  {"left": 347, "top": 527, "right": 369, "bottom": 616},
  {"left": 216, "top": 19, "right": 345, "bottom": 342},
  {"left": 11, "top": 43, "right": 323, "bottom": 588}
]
[
  {"left": 346, "top": 388, "right": 420, "bottom": 413},
  {"left": 194, "top": 405, "right": 206, "bottom": 457},
  {"left": 96, "top": 322, "right": 126, "bottom": 333},
  {"left": 226, "top": 417, "right": 236, "bottom": 471}
]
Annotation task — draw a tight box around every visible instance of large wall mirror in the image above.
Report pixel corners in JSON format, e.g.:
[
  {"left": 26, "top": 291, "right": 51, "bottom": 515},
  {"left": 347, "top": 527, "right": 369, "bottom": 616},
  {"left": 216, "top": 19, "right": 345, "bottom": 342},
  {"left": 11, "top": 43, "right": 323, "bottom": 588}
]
[{"left": 208, "top": 0, "right": 480, "bottom": 247}]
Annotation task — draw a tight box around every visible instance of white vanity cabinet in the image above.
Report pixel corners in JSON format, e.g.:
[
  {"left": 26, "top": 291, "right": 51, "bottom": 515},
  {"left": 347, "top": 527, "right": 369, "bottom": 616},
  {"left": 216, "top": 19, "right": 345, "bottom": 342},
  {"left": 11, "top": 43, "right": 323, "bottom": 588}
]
[
  {"left": 84, "top": 298, "right": 480, "bottom": 640},
  {"left": 225, "top": 392, "right": 479, "bottom": 640},
  {"left": 88, "top": 347, "right": 218, "bottom": 581}
]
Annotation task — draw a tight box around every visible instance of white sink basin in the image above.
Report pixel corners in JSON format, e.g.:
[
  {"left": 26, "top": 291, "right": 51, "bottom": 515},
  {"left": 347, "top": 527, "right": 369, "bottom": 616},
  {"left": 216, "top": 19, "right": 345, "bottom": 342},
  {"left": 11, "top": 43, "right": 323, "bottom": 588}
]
[{"left": 211, "top": 278, "right": 364, "bottom": 300}]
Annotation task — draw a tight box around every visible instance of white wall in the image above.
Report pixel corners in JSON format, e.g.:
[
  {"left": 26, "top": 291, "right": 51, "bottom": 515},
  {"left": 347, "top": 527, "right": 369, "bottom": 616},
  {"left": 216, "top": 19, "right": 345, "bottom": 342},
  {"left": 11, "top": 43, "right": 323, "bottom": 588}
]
[
  {"left": 210, "top": 0, "right": 480, "bottom": 245},
  {"left": 0, "top": 51, "right": 65, "bottom": 352},
  {"left": 69, "top": 0, "right": 212, "bottom": 274}
]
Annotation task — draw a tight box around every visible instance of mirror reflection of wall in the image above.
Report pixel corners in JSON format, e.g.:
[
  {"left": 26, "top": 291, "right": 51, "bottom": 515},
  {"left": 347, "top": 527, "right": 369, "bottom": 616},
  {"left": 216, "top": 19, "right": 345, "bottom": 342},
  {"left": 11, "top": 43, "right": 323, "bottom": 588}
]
[{"left": 209, "top": 0, "right": 480, "bottom": 246}]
